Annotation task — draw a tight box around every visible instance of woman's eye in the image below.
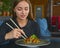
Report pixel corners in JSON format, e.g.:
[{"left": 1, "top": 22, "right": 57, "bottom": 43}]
[
  {"left": 17, "top": 8, "right": 22, "bottom": 11},
  {"left": 25, "top": 9, "right": 28, "bottom": 10},
  {"left": 17, "top": 7, "right": 22, "bottom": 11},
  {"left": 25, "top": 8, "right": 28, "bottom": 11}
]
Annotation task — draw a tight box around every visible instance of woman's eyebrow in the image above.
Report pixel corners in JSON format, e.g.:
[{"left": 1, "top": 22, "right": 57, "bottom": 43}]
[
  {"left": 18, "top": 6, "right": 29, "bottom": 8},
  {"left": 16, "top": 6, "right": 29, "bottom": 9},
  {"left": 17, "top": 7, "right": 22, "bottom": 8}
]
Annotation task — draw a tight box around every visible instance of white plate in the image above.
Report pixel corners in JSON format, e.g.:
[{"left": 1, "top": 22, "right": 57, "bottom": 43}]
[{"left": 15, "top": 39, "right": 50, "bottom": 47}]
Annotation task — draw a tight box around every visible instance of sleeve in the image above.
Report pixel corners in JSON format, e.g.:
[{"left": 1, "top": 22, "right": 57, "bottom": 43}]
[{"left": 0, "top": 22, "right": 10, "bottom": 45}]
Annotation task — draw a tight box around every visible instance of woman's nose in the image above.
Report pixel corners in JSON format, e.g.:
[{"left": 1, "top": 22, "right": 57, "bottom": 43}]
[{"left": 22, "top": 10, "right": 25, "bottom": 14}]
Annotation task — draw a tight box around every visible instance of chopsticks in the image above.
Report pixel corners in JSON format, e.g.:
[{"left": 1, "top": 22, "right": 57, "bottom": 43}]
[
  {"left": 6, "top": 18, "right": 28, "bottom": 39},
  {"left": 10, "top": 18, "right": 28, "bottom": 38},
  {"left": 6, "top": 23, "right": 26, "bottom": 39},
  {"left": 10, "top": 18, "right": 20, "bottom": 29}
]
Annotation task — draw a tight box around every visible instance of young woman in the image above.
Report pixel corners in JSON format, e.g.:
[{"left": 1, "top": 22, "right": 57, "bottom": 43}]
[{"left": 0, "top": 0, "right": 40, "bottom": 48}]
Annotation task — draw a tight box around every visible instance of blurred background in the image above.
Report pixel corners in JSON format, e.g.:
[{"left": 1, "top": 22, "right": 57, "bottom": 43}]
[{"left": 0, "top": 0, "right": 60, "bottom": 48}]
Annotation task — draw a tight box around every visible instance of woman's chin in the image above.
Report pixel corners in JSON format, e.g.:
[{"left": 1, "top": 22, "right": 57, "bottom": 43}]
[{"left": 20, "top": 18, "right": 26, "bottom": 20}]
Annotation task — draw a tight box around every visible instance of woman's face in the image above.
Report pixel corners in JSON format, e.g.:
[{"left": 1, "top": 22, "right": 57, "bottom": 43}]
[{"left": 14, "top": 1, "right": 29, "bottom": 20}]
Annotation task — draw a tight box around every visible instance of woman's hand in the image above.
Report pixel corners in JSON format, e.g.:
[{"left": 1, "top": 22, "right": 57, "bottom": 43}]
[{"left": 5, "top": 28, "right": 25, "bottom": 40}]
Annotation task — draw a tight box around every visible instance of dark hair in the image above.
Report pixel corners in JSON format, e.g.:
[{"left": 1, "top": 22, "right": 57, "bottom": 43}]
[{"left": 12, "top": 0, "right": 35, "bottom": 20}]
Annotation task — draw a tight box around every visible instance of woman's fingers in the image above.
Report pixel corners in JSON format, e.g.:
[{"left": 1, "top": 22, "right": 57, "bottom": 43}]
[
  {"left": 13, "top": 28, "right": 25, "bottom": 39},
  {"left": 6, "top": 28, "right": 25, "bottom": 39},
  {"left": 15, "top": 32, "right": 22, "bottom": 38}
]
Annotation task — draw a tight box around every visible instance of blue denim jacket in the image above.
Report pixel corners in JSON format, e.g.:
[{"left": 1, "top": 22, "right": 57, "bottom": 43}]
[{"left": 36, "top": 18, "right": 51, "bottom": 41}]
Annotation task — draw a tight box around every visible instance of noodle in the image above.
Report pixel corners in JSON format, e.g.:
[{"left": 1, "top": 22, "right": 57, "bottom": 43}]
[{"left": 24, "top": 34, "right": 41, "bottom": 44}]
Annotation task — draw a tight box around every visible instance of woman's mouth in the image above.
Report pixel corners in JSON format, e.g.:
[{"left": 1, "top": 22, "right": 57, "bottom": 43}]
[{"left": 21, "top": 15, "right": 25, "bottom": 18}]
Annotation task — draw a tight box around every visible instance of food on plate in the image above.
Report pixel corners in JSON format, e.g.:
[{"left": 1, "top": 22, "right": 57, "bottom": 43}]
[{"left": 24, "top": 34, "right": 41, "bottom": 44}]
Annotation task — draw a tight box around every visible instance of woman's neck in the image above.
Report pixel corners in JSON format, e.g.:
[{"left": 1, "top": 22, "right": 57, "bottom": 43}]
[{"left": 16, "top": 18, "right": 28, "bottom": 28}]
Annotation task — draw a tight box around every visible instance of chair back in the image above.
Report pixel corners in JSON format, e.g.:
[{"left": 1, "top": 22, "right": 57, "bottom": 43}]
[{"left": 0, "top": 21, "right": 3, "bottom": 26}]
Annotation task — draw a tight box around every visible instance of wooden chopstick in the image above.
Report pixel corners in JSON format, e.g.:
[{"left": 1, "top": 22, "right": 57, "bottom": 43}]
[
  {"left": 10, "top": 18, "right": 28, "bottom": 38},
  {"left": 6, "top": 23, "right": 26, "bottom": 39},
  {"left": 6, "top": 23, "right": 14, "bottom": 29},
  {"left": 10, "top": 18, "right": 20, "bottom": 29}
]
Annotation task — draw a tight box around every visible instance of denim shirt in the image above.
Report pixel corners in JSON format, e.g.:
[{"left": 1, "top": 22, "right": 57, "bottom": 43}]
[{"left": 36, "top": 18, "right": 51, "bottom": 41}]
